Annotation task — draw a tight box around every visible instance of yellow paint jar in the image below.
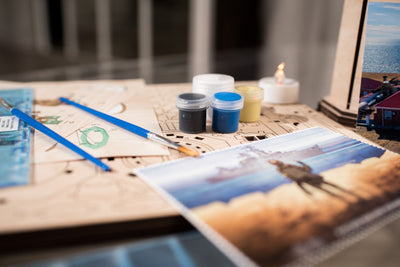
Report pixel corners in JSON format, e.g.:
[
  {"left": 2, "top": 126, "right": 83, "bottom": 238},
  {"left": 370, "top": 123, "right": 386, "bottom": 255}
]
[{"left": 234, "top": 86, "right": 264, "bottom": 122}]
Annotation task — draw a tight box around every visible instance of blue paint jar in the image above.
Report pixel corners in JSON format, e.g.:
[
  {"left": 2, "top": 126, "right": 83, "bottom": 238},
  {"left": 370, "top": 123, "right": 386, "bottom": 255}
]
[{"left": 211, "top": 92, "right": 243, "bottom": 133}]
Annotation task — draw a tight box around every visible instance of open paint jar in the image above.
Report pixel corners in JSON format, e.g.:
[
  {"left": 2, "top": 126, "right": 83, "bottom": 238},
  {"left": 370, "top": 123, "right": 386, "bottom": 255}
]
[
  {"left": 234, "top": 85, "right": 264, "bottom": 122},
  {"left": 211, "top": 92, "right": 243, "bottom": 133},
  {"left": 192, "top": 74, "right": 234, "bottom": 120},
  {"left": 176, "top": 93, "right": 208, "bottom": 134}
]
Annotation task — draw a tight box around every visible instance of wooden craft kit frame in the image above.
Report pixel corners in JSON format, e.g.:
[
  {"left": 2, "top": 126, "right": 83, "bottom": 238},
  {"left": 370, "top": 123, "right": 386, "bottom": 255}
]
[{"left": 320, "top": 0, "right": 368, "bottom": 125}]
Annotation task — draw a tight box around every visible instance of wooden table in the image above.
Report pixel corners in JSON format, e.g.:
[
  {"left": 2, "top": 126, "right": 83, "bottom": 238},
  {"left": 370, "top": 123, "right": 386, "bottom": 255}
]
[{"left": 0, "top": 80, "right": 398, "bottom": 267}]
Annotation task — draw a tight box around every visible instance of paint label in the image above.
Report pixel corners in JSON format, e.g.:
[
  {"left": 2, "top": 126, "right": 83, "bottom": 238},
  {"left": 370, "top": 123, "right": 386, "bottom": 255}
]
[{"left": 0, "top": 116, "right": 19, "bottom": 132}]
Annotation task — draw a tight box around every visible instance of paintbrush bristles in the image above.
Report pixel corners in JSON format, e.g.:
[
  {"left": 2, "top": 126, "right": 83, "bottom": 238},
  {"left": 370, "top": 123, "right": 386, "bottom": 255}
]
[
  {"left": 178, "top": 146, "right": 200, "bottom": 157},
  {"left": 0, "top": 97, "right": 13, "bottom": 110}
]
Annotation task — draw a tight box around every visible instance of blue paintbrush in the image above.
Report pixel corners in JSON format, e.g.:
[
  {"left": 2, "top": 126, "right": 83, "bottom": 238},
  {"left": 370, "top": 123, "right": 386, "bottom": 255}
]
[
  {"left": 59, "top": 97, "right": 199, "bottom": 157},
  {"left": 0, "top": 97, "right": 111, "bottom": 171}
]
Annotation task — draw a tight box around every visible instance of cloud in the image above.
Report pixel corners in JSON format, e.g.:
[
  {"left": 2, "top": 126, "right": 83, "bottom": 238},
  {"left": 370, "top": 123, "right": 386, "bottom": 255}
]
[
  {"left": 372, "top": 12, "right": 386, "bottom": 16},
  {"left": 382, "top": 4, "right": 400, "bottom": 11},
  {"left": 366, "top": 24, "right": 400, "bottom": 40},
  {"left": 193, "top": 151, "right": 400, "bottom": 266}
]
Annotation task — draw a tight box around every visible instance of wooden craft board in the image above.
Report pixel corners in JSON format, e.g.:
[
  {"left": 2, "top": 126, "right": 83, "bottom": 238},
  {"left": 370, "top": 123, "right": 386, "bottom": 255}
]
[{"left": 0, "top": 80, "right": 368, "bottom": 236}]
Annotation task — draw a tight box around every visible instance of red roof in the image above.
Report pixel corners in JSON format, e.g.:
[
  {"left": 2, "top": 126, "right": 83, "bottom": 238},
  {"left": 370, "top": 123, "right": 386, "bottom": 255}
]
[
  {"left": 376, "top": 91, "right": 400, "bottom": 109},
  {"left": 361, "top": 77, "right": 382, "bottom": 90}
]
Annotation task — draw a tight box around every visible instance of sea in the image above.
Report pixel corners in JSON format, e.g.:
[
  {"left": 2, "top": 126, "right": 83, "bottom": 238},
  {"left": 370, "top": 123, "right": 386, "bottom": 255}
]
[
  {"left": 363, "top": 44, "right": 400, "bottom": 73},
  {"left": 137, "top": 128, "right": 387, "bottom": 209},
  {"left": 170, "top": 138, "right": 385, "bottom": 209}
]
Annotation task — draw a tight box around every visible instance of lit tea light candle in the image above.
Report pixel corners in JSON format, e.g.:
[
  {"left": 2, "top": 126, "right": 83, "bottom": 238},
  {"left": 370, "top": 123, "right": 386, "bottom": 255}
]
[{"left": 258, "top": 62, "right": 299, "bottom": 104}]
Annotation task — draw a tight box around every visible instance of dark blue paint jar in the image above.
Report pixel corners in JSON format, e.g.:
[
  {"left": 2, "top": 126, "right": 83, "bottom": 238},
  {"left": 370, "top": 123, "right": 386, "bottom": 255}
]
[
  {"left": 211, "top": 92, "right": 243, "bottom": 133},
  {"left": 176, "top": 93, "right": 208, "bottom": 133}
]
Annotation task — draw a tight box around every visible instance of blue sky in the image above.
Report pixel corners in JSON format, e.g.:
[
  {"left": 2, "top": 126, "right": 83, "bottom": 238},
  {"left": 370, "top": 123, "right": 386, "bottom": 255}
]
[
  {"left": 136, "top": 128, "right": 362, "bottom": 192},
  {"left": 366, "top": 2, "right": 400, "bottom": 45}
]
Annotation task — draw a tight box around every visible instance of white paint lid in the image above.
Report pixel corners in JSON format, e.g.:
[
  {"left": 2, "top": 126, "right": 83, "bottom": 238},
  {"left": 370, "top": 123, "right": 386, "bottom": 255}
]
[{"left": 192, "top": 74, "right": 234, "bottom": 95}]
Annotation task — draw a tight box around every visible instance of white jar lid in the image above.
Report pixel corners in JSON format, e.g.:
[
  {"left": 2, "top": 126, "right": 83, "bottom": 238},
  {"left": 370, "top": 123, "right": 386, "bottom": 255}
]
[{"left": 193, "top": 74, "right": 234, "bottom": 94}]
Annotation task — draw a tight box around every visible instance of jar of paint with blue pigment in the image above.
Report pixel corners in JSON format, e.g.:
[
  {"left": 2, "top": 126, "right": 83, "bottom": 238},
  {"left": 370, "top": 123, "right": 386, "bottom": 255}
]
[
  {"left": 211, "top": 92, "right": 243, "bottom": 133},
  {"left": 176, "top": 93, "right": 208, "bottom": 134}
]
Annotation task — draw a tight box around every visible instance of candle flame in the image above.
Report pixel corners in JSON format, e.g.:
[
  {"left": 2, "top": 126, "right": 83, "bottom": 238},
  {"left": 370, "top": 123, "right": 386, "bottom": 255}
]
[{"left": 274, "top": 62, "right": 286, "bottom": 85}]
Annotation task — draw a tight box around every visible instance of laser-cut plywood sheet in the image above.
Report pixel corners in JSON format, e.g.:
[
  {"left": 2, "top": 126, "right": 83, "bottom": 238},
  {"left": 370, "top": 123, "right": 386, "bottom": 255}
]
[
  {"left": 31, "top": 80, "right": 168, "bottom": 162},
  {"left": 0, "top": 80, "right": 367, "bottom": 234}
]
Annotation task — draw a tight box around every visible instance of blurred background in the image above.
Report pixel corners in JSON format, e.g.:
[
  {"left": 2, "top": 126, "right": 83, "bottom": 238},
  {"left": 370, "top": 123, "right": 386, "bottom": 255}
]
[{"left": 0, "top": 0, "right": 344, "bottom": 108}]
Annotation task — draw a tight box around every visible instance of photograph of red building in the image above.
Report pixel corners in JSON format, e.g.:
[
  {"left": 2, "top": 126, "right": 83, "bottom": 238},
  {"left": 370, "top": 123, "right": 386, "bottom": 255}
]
[
  {"left": 374, "top": 91, "right": 400, "bottom": 129},
  {"left": 356, "top": 2, "right": 400, "bottom": 153}
]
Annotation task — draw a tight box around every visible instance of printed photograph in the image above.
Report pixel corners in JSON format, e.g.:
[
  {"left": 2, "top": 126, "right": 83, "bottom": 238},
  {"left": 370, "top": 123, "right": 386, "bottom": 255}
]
[
  {"left": 357, "top": 2, "right": 400, "bottom": 153},
  {"left": 137, "top": 127, "right": 400, "bottom": 266}
]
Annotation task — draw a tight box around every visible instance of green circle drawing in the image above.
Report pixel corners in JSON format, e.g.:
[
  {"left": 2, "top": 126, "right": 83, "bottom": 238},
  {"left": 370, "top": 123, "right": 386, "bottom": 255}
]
[{"left": 80, "top": 126, "right": 109, "bottom": 149}]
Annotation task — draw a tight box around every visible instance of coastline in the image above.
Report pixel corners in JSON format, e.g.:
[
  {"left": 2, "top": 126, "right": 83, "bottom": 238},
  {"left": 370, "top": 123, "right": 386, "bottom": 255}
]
[{"left": 362, "top": 72, "right": 399, "bottom": 82}]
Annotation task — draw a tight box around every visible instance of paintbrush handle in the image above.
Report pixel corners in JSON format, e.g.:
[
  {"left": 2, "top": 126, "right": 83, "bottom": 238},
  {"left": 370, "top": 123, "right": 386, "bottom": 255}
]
[
  {"left": 59, "top": 97, "right": 199, "bottom": 157},
  {"left": 11, "top": 108, "right": 111, "bottom": 172},
  {"left": 59, "top": 97, "right": 150, "bottom": 138}
]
